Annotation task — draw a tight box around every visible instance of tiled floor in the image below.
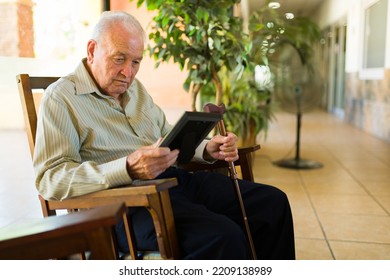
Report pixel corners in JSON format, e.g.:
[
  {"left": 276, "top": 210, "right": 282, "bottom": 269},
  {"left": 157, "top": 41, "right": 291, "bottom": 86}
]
[
  {"left": 0, "top": 109, "right": 389, "bottom": 259},
  {"left": 252, "top": 109, "right": 390, "bottom": 260}
]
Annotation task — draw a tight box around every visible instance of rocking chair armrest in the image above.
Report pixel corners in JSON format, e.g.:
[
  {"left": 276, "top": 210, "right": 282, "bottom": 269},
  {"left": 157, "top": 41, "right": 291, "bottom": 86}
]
[
  {"left": 0, "top": 203, "right": 127, "bottom": 260},
  {"left": 40, "top": 178, "right": 178, "bottom": 211},
  {"left": 238, "top": 144, "right": 261, "bottom": 154},
  {"left": 39, "top": 177, "right": 180, "bottom": 260},
  {"left": 179, "top": 144, "right": 260, "bottom": 182}
]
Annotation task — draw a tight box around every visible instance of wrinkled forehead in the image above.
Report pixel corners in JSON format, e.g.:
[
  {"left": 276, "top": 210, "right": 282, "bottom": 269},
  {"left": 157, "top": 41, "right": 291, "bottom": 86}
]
[{"left": 100, "top": 24, "right": 145, "bottom": 55}]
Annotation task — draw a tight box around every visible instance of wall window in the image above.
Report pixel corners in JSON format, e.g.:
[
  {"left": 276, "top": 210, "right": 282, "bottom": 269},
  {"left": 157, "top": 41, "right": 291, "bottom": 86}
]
[
  {"left": 363, "top": 0, "right": 388, "bottom": 69},
  {"left": 33, "top": 0, "right": 101, "bottom": 61},
  {"left": 0, "top": 0, "right": 101, "bottom": 59}
]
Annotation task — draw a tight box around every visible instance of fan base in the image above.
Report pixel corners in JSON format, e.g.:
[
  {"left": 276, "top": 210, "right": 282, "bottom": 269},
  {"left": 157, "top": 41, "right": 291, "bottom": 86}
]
[{"left": 274, "top": 158, "right": 323, "bottom": 170}]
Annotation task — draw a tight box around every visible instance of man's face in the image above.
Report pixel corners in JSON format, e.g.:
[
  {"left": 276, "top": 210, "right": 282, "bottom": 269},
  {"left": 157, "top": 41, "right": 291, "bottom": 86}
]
[{"left": 87, "top": 24, "right": 144, "bottom": 98}]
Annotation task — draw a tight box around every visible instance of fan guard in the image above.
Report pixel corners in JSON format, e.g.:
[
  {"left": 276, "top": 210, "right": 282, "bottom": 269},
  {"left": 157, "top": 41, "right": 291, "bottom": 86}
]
[{"left": 271, "top": 44, "right": 323, "bottom": 169}]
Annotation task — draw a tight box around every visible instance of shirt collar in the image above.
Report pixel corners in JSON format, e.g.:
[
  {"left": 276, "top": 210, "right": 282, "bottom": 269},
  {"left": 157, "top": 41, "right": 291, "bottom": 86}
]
[
  {"left": 72, "top": 58, "right": 134, "bottom": 101},
  {"left": 71, "top": 58, "right": 106, "bottom": 98}
]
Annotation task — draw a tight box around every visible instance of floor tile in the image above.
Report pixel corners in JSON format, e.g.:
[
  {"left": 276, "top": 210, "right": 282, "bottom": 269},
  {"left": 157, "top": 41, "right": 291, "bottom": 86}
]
[
  {"left": 295, "top": 238, "right": 334, "bottom": 260},
  {"left": 319, "top": 213, "right": 390, "bottom": 244},
  {"left": 330, "top": 240, "right": 390, "bottom": 260},
  {"left": 292, "top": 211, "right": 325, "bottom": 239},
  {"left": 364, "top": 181, "right": 390, "bottom": 196},
  {"left": 310, "top": 193, "right": 388, "bottom": 216},
  {"left": 303, "top": 179, "right": 367, "bottom": 195},
  {"left": 375, "top": 195, "right": 390, "bottom": 214}
]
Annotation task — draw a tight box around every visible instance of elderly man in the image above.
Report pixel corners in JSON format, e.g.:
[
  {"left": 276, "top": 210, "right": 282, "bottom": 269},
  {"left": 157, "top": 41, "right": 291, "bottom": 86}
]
[{"left": 33, "top": 11, "right": 295, "bottom": 259}]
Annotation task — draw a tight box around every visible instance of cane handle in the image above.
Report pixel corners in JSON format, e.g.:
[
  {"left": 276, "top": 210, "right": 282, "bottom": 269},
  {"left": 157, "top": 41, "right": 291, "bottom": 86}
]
[{"left": 203, "top": 103, "right": 226, "bottom": 115}]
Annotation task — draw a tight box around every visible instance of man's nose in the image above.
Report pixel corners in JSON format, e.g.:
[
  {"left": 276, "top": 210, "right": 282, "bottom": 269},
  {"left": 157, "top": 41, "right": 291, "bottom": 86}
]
[{"left": 120, "top": 63, "right": 133, "bottom": 77}]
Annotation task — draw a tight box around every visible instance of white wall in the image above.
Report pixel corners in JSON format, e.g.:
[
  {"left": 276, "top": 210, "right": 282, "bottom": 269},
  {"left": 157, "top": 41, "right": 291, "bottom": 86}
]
[
  {"left": 313, "top": 0, "right": 355, "bottom": 28},
  {"left": 314, "top": 0, "right": 390, "bottom": 142},
  {"left": 0, "top": 56, "right": 77, "bottom": 130},
  {"left": 314, "top": 0, "right": 390, "bottom": 74},
  {"left": 313, "top": 0, "right": 360, "bottom": 73}
]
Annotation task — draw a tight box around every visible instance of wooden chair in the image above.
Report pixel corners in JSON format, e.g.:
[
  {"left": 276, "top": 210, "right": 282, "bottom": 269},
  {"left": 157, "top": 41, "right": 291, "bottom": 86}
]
[
  {"left": 0, "top": 203, "right": 126, "bottom": 260},
  {"left": 16, "top": 73, "right": 260, "bottom": 260}
]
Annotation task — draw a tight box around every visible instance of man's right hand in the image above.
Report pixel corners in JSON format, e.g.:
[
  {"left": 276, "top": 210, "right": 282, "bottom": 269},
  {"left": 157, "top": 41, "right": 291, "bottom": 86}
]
[{"left": 126, "top": 141, "right": 179, "bottom": 180}]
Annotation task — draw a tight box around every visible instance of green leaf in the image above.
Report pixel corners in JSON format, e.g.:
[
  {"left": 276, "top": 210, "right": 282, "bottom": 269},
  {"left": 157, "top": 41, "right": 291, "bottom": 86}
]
[
  {"left": 131, "top": 0, "right": 275, "bottom": 138},
  {"left": 162, "top": 16, "right": 170, "bottom": 28}
]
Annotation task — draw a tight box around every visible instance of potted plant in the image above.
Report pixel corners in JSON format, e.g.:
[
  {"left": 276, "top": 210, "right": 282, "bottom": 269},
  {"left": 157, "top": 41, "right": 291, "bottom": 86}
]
[
  {"left": 131, "top": 0, "right": 250, "bottom": 111},
  {"left": 200, "top": 65, "right": 274, "bottom": 146},
  {"left": 129, "top": 1, "right": 320, "bottom": 146},
  {"left": 131, "top": 0, "right": 277, "bottom": 146}
]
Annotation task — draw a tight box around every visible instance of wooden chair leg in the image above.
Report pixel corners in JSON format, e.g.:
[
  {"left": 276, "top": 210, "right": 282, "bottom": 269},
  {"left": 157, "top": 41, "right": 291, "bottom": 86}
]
[
  {"left": 147, "top": 191, "right": 180, "bottom": 260},
  {"left": 159, "top": 190, "right": 180, "bottom": 258},
  {"left": 86, "top": 227, "right": 117, "bottom": 260},
  {"left": 123, "top": 211, "right": 140, "bottom": 260}
]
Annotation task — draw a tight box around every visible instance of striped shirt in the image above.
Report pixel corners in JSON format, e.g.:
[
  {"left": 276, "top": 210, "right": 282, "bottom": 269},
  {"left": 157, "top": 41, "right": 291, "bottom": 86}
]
[{"left": 33, "top": 59, "right": 209, "bottom": 200}]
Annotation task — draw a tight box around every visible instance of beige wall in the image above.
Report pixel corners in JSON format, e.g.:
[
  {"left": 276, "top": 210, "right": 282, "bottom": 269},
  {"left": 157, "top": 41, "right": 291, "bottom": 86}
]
[
  {"left": 345, "top": 71, "right": 390, "bottom": 142},
  {"left": 111, "top": 0, "right": 191, "bottom": 119}
]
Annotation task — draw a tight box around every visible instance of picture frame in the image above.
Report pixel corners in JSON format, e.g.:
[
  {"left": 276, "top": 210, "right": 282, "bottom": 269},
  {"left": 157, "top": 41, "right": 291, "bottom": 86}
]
[{"left": 159, "top": 111, "right": 222, "bottom": 163}]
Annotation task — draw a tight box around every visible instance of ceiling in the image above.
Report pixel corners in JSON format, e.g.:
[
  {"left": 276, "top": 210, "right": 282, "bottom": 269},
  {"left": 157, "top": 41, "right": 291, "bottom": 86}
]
[{"left": 248, "top": 0, "right": 323, "bottom": 17}]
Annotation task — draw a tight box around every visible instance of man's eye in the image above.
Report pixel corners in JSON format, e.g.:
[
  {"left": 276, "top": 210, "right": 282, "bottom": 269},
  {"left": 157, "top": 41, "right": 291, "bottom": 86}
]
[{"left": 114, "top": 57, "right": 125, "bottom": 64}]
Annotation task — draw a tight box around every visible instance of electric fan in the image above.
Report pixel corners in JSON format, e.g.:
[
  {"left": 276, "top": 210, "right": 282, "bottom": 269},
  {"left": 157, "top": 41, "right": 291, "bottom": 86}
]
[{"left": 271, "top": 43, "right": 323, "bottom": 169}]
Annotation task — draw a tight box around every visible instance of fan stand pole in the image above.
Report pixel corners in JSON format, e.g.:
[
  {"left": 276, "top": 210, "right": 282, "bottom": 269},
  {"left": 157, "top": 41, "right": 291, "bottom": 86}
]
[
  {"left": 274, "top": 112, "right": 323, "bottom": 169},
  {"left": 295, "top": 112, "right": 302, "bottom": 162}
]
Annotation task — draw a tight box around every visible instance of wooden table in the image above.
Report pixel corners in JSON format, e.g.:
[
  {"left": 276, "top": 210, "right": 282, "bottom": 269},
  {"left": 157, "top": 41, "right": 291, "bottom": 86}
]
[{"left": 0, "top": 203, "right": 126, "bottom": 260}]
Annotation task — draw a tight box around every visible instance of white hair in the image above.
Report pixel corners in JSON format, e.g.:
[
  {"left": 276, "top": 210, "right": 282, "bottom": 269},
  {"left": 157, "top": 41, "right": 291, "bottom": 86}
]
[{"left": 91, "top": 11, "right": 146, "bottom": 42}]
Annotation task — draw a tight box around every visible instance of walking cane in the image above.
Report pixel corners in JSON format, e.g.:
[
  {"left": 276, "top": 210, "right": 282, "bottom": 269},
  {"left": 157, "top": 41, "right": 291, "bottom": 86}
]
[{"left": 203, "top": 103, "right": 257, "bottom": 260}]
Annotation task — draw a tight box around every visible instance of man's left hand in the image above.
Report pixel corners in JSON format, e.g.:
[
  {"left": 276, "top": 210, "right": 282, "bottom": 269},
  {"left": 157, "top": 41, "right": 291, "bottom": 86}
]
[{"left": 205, "top": 132, "right": 239, "bottom": 162}]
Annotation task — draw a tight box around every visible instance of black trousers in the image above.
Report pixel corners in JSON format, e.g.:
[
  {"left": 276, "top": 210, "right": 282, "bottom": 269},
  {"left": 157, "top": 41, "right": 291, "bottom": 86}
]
[{"left": 115, "top": 167, "right": 295, "bottom": 260}]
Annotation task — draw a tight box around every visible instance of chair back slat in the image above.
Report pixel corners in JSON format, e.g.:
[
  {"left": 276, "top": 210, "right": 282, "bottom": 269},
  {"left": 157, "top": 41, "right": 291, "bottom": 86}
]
[{"left": 16, "top": 74, "right": 59, "bottom": 159}]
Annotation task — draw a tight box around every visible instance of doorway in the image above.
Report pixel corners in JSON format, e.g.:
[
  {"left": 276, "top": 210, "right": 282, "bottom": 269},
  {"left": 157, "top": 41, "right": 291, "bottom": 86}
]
[{"left": 321, "top": 21, "right": 347, "bottom": 119}]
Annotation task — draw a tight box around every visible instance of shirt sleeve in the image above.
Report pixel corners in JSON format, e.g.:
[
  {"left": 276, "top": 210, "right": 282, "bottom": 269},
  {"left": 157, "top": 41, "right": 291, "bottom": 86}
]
[
  {"left": 33, "top": 90, "right": 132, "bottom": 201},
  {"left": 193, "top": 139, "right": 217, "bottom": 163}
]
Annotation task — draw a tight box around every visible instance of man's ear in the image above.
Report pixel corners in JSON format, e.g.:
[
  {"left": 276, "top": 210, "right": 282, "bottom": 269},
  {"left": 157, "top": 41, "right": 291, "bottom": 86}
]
[{"left": 86, "top": 40, "right": 96, "bottom": 63}]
